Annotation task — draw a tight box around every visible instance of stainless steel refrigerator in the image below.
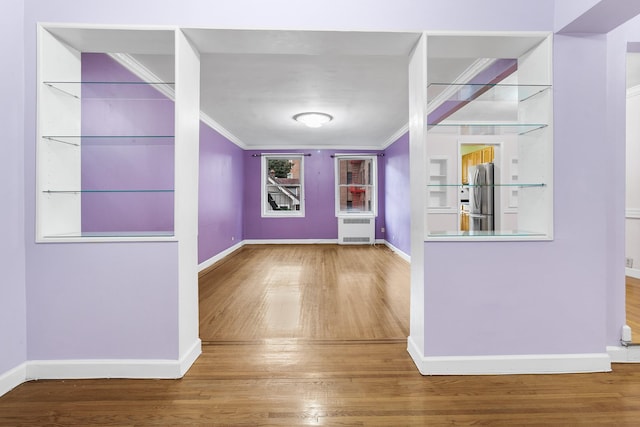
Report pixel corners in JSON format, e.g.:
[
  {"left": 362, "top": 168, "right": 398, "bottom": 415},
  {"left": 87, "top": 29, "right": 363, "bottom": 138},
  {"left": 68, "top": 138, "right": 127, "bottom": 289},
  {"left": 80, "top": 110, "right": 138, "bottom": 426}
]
[{"left": 468, "top": 162, "right": 494, "bottom": 232}]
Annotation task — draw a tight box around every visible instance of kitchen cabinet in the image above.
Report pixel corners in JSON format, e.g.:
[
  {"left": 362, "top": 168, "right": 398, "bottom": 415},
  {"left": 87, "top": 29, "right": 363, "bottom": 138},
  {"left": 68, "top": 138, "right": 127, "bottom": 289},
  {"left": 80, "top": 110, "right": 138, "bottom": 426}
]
[
  {"left": 461, "top": 154, "right": 471, "bottom": 184},
  {"left": 482, "top": 146, "right": 494, "bottom": 163},
  {"left": 462, "top": 146, "right": 494, "bottom": 184}
]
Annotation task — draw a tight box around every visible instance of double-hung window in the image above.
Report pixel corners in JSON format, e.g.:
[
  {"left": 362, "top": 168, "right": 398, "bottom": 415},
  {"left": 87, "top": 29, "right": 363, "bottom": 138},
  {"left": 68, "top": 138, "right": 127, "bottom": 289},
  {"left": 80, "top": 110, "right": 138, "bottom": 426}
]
[
  {"left": 335, "top": 155, "right": 377, "bottom": 216},
  {"left": 261, "top": 155, "right": 304, "bottom": 217}
]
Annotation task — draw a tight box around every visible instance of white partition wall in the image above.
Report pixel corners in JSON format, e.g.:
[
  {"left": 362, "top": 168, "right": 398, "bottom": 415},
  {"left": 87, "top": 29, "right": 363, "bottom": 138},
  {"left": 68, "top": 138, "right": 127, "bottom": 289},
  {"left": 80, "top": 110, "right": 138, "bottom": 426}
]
[
  {"left": 33, "top": 25, "right": 200, "bottom": 379},
  {"left": 407, "top": 33, "right": 427, "bottom": 364},
  {"left": 174, "top": 30, "right": 202, "bottom": 369}
]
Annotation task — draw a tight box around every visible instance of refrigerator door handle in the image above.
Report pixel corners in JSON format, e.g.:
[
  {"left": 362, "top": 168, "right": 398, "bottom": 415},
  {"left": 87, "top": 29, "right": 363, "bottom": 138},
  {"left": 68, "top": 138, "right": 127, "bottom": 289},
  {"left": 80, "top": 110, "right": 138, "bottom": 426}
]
[{"left": 472, "top": 168, "right": 481, "bottom": 212}]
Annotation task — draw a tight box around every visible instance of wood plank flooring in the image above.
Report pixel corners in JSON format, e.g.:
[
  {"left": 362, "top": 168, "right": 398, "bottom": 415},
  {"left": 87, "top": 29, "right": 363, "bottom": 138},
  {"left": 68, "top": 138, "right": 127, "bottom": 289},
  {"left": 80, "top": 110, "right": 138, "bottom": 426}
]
[
  {"left": 5, "top": 245, "right": 640, "bottom": 425},
  {"left": 198, "top": 244, "right": 409, "bottom": 342}
]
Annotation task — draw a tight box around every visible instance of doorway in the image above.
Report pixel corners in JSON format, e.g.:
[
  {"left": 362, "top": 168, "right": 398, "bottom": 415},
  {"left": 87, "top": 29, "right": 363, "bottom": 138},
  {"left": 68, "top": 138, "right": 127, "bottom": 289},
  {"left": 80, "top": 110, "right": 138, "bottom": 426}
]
[
  {"left": 625, "top": 52, "right": 640, "bottom": 343},
  {"left": 457, "top": 140, "right": 513, "bottom": 234}
]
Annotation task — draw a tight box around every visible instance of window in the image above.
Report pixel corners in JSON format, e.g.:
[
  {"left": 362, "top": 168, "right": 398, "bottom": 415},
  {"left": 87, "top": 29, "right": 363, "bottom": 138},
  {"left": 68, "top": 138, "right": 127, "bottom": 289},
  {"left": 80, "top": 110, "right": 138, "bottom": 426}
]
[
  {"left": 335, "top": 155, "right": 377, "bottom": 216},
  {"left": 261, "top": 155, "right": 304, "bottom": 217}
]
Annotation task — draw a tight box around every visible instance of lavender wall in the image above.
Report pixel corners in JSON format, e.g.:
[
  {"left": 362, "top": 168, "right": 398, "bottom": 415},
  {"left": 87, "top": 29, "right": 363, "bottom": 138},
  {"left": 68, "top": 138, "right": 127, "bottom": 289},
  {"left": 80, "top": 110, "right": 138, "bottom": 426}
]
[
  {"left": 243, "top": 149, "right": 384, "bottom": 241},
  {"left": 423, "top": 34, "right": 614, "bottom": 357},
  {"left": 198, "top": 123, "right": 244, "bottom": 263},
  {"left": 23, "top": 33, "right": 180, "bottom": 360},
  {"left": 27, "top": 242, "right": 179, "bottom": 359},
  {"left": 0, "top": 0, "right": 27, "bottom": 375},
  {"left": 81, "top": 53, "right": 175, "bottom": 234},
  {"left": 384, "top": 133, "right": 411, "bottom": 256}
]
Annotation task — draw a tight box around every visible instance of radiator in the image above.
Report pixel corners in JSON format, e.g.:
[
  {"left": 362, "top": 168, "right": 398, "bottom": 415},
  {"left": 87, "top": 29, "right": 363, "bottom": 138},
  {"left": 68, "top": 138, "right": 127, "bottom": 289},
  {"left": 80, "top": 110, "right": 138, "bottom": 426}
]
[{"left": 338, "top": 217, "right": 375, "bottom": 245}]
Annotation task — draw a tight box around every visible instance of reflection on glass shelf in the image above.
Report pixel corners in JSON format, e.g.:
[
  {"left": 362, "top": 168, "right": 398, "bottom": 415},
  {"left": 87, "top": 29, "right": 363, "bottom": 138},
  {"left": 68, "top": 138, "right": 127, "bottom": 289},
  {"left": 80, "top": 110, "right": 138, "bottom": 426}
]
[
  {"left": 428, "top": 230, "right": 547, "bottom": 238},
  {"left": 43, "top": 189, "right": 174, "bottom": 194},
  {"left": 427, "top": 183, "right": 545, "bottom": 188},
  {"left": 42, "top": 230, "right": 175, "bottom": 239},
  {"left": 43, "top": 81, "right": 175, "bottom": 100},
  {"left": 427, "top": 123, "right": 548, "bottom": 135},
  {"left": 427, "top": 83, "right": 551, "bottom": 103},
  {"left": 42, "top": 135, "right": 175, "bottom": 146}
]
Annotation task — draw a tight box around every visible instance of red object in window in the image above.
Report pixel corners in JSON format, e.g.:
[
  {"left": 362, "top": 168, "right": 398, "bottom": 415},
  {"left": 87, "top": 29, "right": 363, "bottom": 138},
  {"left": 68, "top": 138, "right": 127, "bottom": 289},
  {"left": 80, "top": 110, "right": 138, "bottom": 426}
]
[{"left": 349, "top": 186, "right": 365, "bottom": 193}]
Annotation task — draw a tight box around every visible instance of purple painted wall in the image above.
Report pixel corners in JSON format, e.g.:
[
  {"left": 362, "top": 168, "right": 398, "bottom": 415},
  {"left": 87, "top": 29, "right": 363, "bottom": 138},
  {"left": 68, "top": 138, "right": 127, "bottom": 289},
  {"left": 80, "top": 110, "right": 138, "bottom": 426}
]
[
  {"left": 81, "top": 53, "right": 175, "bottom": 234},
  {"left": 198, "top": 123, "right": 244, "bottom": 263},
  {"left": 243, "top": 149, "right": 384, "bottom": 241},
  {"left": 383, "top": 133, "right": 411, "bottom": 256},
  {"left": 0, "top": 0, "right": 27, "bottom": 376}
]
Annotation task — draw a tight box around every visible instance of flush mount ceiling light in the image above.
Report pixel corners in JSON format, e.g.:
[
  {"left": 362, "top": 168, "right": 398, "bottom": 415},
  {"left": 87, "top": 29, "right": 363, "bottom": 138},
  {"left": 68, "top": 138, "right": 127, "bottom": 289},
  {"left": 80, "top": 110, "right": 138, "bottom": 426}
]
[{"left": 293, "top": 112, "right": 333, "bottom": 128}]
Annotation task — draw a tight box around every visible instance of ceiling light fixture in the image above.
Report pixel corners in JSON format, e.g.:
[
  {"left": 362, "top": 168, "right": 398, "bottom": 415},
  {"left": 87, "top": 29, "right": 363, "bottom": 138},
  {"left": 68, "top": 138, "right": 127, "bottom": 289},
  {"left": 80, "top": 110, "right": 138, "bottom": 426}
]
[{"left": 293, "top": 112, "right": 333, "bottom": 128}]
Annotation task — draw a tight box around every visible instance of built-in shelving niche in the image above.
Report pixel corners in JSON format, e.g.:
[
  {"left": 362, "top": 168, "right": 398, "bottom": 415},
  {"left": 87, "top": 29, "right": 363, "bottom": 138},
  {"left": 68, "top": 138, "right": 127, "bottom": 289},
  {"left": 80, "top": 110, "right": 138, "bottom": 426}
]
[{"left": 424, "top": 35, "right": 553, "bottom": 241}]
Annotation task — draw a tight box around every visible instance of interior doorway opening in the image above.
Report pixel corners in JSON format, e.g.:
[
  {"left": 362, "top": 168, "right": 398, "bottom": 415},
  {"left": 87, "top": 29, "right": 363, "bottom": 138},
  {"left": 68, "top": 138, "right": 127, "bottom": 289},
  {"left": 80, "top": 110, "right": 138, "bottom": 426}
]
[{"left": 457, "top": 140, "right": 513, "bottom": 234}]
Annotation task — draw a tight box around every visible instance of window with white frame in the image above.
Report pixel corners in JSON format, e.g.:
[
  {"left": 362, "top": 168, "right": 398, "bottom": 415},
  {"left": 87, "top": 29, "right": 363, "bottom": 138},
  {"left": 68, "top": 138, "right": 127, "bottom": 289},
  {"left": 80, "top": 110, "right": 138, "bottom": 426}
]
[
  {"left": 334, "top": 155, "right": 377, "bottom": 216},
  {"left": 261, "top": 155, "right": 304, "bottom": 217}
]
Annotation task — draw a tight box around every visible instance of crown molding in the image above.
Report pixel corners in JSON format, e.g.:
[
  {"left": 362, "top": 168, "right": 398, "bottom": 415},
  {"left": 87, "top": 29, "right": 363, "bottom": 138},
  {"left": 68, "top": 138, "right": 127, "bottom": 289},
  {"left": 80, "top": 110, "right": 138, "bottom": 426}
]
[{"left": 108, "top": 53, "right": 248, "bottom": 149}]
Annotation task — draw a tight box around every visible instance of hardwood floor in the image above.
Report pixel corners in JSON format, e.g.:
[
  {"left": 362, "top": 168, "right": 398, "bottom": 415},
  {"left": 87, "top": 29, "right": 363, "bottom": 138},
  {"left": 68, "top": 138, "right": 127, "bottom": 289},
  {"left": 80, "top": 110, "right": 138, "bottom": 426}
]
[
  {"left": 5, "top": 245, "right": 640, "bottom": 425},
  {"left": 198, "top": 244, "right": 409, "bottom": 342}
]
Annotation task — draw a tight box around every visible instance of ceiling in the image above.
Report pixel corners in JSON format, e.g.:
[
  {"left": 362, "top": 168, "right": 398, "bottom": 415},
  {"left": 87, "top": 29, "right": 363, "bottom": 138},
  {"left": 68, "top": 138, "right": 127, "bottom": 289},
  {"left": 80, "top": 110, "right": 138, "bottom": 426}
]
[{"left": 48, "top": 27, "right": 548, "bottom": 149}]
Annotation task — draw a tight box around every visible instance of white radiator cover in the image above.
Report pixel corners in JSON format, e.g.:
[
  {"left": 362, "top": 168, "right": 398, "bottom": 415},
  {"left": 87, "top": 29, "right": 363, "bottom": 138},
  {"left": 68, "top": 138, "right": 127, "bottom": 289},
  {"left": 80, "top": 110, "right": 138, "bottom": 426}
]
[{"left": 338, "top": 216, "right": 375, "bottom": 245}]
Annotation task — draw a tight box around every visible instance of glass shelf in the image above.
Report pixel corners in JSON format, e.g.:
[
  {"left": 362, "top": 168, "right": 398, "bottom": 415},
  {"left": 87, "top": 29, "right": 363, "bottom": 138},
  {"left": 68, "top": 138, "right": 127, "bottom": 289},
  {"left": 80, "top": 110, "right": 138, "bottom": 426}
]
[
  {"left": 42, "top": 230, "right": 175, "bottom": 239},
  {"left": 43, "top": 189, "right": 174, "bottom": 194},
  {"left": 43, "top": 81, "right": 175, "bottom": 100},
  {"left": 427, "top": 83, "right": 551, "bottom": 103},
  {"left": 427, "top": 123, "right": 548, "bottom": 135},
  {"left": 42, "top": 135, "right": 175, "bottom": 146},
  {"left": 428, "top": 229, "right": 548, "bottom": 238},
  {"left": 427, "top": 183, "right": 545, "bottom": 188}
]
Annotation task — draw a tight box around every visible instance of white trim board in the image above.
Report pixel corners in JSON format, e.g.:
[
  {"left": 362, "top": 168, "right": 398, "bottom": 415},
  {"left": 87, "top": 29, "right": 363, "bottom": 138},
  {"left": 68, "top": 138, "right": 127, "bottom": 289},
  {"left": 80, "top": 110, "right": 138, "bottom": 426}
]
[
  {"left": 243, "top": 239, "right": 338, "bottom": 245},
  {"left": 0, "top": 338, "right": 202, "bottom": 399},
  {"left": 626, "top": 209, "right": 640, "bottom": 219},
  {"left": 27, "top": 339, "right": 201, "bottom": 381},
  {"left": 198, "top": 241, "right": 245, "bottom": 272},
  {"left": 0, "top": 362, "right": 27, "bottom": 398},
  {"left": 108, "top": 53, "right": 248, "bottom": 149},
  {"left": 408, "top": 337, "right": 611, "bottom": 375},
  {"left": 627, "top": 267, "right": 640, "bottom": 279},
  {"left": 384, "top": 240, "right": 411, "bottom": 263},
  {"left": 608, "top": 345, "right": 640, "bottom": 363}
]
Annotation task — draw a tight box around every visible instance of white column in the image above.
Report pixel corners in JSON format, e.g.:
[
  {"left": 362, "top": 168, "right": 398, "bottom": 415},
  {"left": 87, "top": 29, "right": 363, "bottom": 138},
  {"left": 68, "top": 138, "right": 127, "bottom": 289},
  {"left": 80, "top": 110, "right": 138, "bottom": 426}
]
[
  {"left": 407, "top": 33, "right": 427, "bottom": 368},
  {"left": 175, "top": 30, "right": 201, "bottom": 371}
]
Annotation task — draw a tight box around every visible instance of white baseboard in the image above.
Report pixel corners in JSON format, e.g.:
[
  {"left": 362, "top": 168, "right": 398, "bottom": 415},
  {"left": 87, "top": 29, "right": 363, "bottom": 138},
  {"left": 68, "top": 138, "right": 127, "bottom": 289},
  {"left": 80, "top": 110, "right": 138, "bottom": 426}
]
[
  {"left": 198, "top": 241, "right": 245, "bottom": 272},
  {"left": 243, "top": 239, "right": 338, "bottom": 245},
  {"left": 626, "top": 267, "right": 640, "bottom": 279},
  {"left": 383, "top": 240, "right": 411, "bottom": 262},
  {"left": 608, "top": 345, "right": 640, "bottom": 362},
  {"left": 179, "top": 339, "right": 202, "bottom": 376},
  {"left": 0, "top": 362, "right": 27, "bottom": 397},
  {"left": 27, "top": 339, "right": 201, "bottom": 381},
  {"left": 408, "top": 337, "right": 611, "bottom": 375}
]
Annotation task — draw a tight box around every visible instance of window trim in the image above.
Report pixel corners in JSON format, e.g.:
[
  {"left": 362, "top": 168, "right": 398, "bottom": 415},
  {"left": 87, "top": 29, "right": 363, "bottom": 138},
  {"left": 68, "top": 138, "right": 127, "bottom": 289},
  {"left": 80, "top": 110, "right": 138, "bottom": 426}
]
[
  {"left": 261, "top": 154, "right": 305, "bottom": 218},
  {"left": 334, "top": 154, "right": 378, "bottom": 218}
]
